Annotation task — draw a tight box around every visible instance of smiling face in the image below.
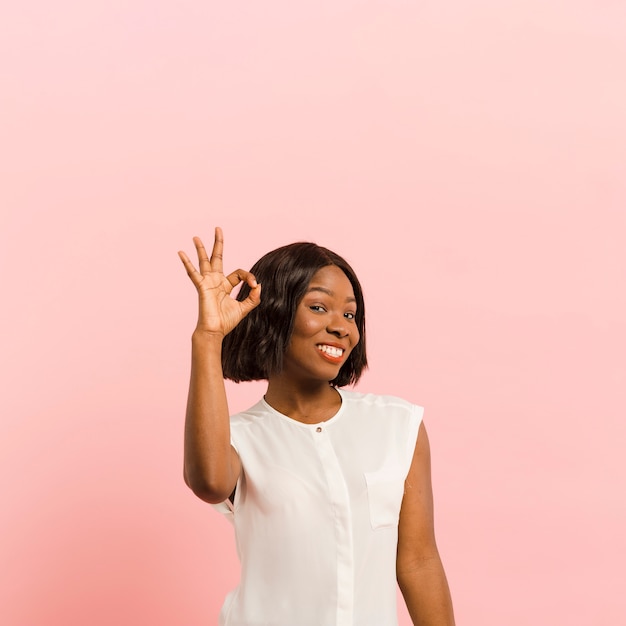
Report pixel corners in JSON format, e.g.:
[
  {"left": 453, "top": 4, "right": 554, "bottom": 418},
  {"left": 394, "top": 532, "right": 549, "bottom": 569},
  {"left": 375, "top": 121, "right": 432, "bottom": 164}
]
[{"left": 281, "top": 265, "right": 361, "bottom": 385}]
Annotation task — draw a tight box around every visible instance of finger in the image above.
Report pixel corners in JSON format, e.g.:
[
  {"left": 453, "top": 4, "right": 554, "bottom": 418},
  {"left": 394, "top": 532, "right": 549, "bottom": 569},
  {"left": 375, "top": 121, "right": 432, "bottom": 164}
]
[
  {"left": 209, "top": 226, "right": 224, "bottom": 272},
  {"left": 193, "top": 236, "right": 211, "bottom": 275},
  {"left": 239, "top": 283, "right": 262, "bottom": 316},
  {"left": 225, "top": 269, "right": 258, "bottom": 289},
  {"left": 178, "top": 250, "right": 203, "bottom": 286}
]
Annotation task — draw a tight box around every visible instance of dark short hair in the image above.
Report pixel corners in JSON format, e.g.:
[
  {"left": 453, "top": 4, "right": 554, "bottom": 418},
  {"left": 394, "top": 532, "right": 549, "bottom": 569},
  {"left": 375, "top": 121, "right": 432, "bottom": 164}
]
[{"left": 222, "top": 242, "right": 367, "bottom": 387}]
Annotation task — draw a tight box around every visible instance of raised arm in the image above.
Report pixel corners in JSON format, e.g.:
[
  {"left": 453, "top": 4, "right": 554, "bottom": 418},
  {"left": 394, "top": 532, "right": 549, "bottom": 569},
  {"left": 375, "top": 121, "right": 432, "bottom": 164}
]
[
  {"left": 178, "top": 227, "right": 261, "bottom": 504},
  {"left": 397, "top": 422, "right": 455, "bottom": 625}
]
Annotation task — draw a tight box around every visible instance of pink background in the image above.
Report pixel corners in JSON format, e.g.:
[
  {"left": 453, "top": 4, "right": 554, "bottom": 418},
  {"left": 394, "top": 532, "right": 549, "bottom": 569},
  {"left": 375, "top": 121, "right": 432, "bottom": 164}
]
[{"left": 2, "top": 1, "right": 625, "bottom": 624}]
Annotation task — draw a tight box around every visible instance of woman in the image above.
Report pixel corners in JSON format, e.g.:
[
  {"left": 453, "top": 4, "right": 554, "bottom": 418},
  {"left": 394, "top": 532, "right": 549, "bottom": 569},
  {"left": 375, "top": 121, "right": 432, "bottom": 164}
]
[{"left": 178, "top": 227, "right": 455, "bottom": 626}]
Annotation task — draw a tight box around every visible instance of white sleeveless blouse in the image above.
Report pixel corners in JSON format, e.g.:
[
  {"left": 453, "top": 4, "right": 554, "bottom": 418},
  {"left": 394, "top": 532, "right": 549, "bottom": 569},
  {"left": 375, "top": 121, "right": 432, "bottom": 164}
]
[{"left": 213, "top": 389, "right": 423, "bottom": 626}]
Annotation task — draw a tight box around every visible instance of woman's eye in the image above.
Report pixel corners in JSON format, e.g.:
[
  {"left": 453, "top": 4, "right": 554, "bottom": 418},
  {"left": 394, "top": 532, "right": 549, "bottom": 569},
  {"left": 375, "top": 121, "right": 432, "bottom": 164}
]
[
  {"left": 310, "top": 305, "right": 326, "bottom": 313},
  {"left": 344, "top": 312, "right": 356, "bottom": 320}
]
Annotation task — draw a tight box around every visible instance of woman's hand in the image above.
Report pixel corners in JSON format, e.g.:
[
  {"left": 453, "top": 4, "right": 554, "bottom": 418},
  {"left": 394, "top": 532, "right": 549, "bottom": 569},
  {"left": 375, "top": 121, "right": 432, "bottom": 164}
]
[{"left": 178, "top": 227, "right": 261, "bottom": 337}]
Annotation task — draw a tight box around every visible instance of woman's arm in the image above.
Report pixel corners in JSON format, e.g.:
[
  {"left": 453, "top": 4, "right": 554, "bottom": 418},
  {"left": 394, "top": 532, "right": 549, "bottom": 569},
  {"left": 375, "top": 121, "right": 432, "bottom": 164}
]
[
  {"left": 178, "top": 228, "right": 261, "bottom": 504},
  {"left": 397, "top": 422, "right": 455, "bottom": 626},
  {"left": 183, "top": 332, "right": 241, "bottom": 504}
]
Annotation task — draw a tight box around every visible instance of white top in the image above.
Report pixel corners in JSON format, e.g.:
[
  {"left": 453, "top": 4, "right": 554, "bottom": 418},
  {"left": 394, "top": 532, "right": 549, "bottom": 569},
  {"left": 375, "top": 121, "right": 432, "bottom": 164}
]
[{"left": 213, "top": 389, "right": 423, "bottom": 626}]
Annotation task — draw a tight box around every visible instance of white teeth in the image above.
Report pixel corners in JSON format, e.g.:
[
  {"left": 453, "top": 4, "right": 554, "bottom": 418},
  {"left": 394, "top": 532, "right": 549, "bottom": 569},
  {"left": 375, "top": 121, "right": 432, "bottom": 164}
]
[{"left": 318, "top": 345, "right": 343, "bottom": 358}]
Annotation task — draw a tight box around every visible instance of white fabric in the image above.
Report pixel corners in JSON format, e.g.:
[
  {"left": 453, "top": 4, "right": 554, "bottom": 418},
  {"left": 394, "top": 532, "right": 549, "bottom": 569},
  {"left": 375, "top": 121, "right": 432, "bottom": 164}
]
[{"left": 213, "top": 389, "right": 423, "bottom": 626}]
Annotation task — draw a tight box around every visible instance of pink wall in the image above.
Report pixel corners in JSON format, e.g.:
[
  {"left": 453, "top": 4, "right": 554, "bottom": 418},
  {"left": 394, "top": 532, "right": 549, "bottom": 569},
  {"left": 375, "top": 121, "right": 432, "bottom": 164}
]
[{"left": 2, "top": 1, "right": 625, "bottom": 624}]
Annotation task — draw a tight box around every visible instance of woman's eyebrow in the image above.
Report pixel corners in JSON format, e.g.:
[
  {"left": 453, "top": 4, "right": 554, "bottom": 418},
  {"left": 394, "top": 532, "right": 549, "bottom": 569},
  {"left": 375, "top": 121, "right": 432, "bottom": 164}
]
[{"left": 306, "top": 286, "right": 357, "bottom": 303}]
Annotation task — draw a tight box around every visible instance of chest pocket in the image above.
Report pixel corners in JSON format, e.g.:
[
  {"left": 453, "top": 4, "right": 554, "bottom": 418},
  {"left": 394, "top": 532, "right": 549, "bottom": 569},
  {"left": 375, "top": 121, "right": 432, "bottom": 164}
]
[{"left": 364, "top": 466, "right": 406, "bottom": 530}]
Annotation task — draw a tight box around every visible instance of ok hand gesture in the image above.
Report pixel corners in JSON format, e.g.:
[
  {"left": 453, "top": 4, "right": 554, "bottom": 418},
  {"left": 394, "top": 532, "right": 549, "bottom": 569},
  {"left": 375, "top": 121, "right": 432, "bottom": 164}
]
[{"left": 178, "top": 227, "right": 261, "bottom": 337}]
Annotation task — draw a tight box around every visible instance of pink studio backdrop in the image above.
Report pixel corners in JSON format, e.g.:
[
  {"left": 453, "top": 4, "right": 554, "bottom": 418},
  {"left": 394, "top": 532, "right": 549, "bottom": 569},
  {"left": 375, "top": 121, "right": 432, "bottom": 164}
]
[{"left": 1, "top": 1, "right": 625, "bottom": 624}]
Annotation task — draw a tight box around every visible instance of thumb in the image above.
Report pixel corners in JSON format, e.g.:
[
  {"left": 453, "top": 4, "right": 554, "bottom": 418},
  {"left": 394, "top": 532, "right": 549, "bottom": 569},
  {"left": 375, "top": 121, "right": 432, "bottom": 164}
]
[{"left": 239, "top": 283, "right": 261, "bottom": 316}]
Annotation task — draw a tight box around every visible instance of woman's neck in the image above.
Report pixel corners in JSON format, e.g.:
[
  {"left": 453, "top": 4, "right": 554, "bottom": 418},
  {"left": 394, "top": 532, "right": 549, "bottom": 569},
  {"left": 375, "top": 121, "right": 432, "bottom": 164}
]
[{"left": 264, "top": 378, "right": 342, "bottom": 424}]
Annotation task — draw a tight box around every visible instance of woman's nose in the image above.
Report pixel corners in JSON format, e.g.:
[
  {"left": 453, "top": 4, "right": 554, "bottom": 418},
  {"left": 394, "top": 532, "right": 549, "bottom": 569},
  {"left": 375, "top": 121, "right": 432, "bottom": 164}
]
[{"left": 327, "top": 314, "right": 348, "bottom": 337}]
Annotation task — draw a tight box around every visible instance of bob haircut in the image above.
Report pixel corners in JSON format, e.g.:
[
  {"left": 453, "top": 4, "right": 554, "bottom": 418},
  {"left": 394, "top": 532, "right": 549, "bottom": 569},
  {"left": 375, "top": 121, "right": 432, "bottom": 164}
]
[{"left": 222, "top": 242, "right": 367, "bottom": 387}]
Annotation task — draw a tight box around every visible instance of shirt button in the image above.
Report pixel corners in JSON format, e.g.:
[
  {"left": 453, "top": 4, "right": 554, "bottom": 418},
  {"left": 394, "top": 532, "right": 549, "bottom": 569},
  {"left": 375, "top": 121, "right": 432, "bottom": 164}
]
[{"left": 316, "top": 426, "right": 322, "bottom": 433}]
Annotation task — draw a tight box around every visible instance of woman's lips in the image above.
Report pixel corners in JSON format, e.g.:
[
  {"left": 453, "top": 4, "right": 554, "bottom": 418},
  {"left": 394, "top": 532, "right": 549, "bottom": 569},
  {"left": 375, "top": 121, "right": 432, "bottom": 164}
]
[{"left": 316, "top": 344, "right": 345, "bottom": 363}]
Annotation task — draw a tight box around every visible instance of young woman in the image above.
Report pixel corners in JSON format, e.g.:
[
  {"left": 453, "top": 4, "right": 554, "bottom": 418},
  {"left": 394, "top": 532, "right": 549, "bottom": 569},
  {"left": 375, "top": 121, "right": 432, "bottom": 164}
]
[{"left": 178, "top": 227, "right": 455, "bottom": 626}]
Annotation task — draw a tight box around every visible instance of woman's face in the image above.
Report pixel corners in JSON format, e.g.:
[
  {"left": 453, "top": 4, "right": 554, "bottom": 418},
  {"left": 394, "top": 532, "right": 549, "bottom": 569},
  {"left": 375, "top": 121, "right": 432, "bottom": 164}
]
[{"left": 281, "top": 265, "right": 360, "bottom": 384}]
